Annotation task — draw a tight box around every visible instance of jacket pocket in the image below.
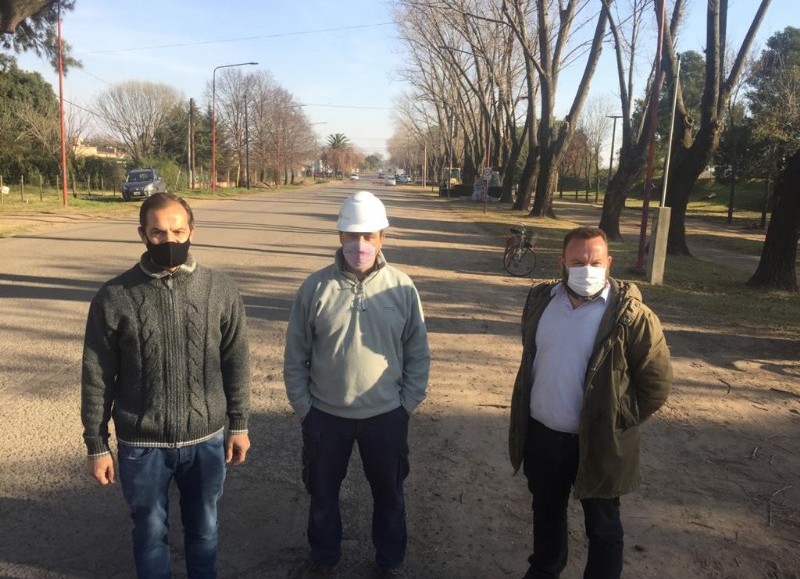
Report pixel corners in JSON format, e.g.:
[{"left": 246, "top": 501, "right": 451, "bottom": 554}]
[{"left": 616, "top": 389, "right": 640, "bottom": 430}]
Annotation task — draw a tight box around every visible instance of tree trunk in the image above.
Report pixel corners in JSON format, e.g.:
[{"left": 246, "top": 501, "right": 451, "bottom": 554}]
[
  {"left": 664, "top": 117, "right": 719, "bottom": 255},
  {"left": 598, "top": 146, "right": 645, "bottom": 239},
  {"left": 514, "top": 149, "right": 538, "bottom": 210},
  {"left": 529, "top": 149, "right": 557, "bottom": 217},
  {"left": 513, "top": 107, "right": 538, "bottom": 211},
  {"left": 747, "top": 148, "right": 800, "bottom": 291},
  {"left": 662, "top": 0, "right": 771, "bottom": 254},
  {"left": 501, "top": 111, "right": 529, "bottom": 204},
  {"left": 500, "top": 159, "right": 516, "bottom": 203},
  {"left": 0, "top": 0, "right": 53, "bottom": 33}
]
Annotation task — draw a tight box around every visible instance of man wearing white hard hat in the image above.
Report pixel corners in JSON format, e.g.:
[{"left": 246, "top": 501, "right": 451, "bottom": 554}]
[{"left": 284, "top": 191, "right": 430, "bottom": 578}]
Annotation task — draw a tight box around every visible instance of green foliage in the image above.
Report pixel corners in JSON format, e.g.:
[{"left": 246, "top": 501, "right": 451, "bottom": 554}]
[
  {"left": 326, "top": 133, "right": 350, "bottom": 149},
  {"left": 153, "top": 103, "right": 189, "bottom": 164},
  {"left": 747, "top": 26, "right": 800, "bottom": 151},
  {"left": 0, "top": 56, "right": 60, "bottom": 180},
  {"left": 82, "top": 157, "right": 126, "bottom": 191},
  {"left": 0, "top": 0, "right": 80, "bottom": 72},
  {"left": 363, "top": 154, "right": 383, "bottom": 171},
  {"left": 631, "top": 51, "right": 706, "bottom": 163},
  {"left": 714, "top": 27, "right": 800, "bottom": 184}
]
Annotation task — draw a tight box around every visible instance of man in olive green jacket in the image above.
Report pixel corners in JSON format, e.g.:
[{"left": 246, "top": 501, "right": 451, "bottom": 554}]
[{"left": 509, "top": 227, "right": 671, "bottom": 579}]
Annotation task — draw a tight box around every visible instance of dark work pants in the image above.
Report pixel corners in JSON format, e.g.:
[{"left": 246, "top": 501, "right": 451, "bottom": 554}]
[
  {"left": 301, "top": 406, "right": 410, "bottom": 569},
  {"left": 522, "top": 418, "right": 623, "bottom": 579}
]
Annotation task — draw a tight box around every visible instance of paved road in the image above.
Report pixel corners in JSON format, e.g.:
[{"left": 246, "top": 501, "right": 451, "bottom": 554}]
[{"left": 0, "top": 183, "right": 534, "bottom": 578}]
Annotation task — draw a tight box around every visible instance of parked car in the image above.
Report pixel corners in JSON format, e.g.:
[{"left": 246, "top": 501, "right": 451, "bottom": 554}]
[
  {"left": 349, "top": 174, "right": 359, "bottom": 181},
  {"left": 384, "top": 176, "right": 396, "bottom": 186},
  {"left": 122, "top": 168, "right": 167, "bottom": 201},
  {"left": 396, "top": 174, "right": 410, "bottom": 184}
]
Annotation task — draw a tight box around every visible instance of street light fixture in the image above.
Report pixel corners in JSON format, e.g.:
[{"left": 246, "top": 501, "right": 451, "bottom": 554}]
[{"left": 212, "top": 61, "right": 257, "bottom": 194}]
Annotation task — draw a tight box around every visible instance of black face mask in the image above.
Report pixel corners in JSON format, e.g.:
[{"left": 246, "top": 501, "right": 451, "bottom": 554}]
[{"left": 146, "top": 239, "right": 191, "bottom": 269}]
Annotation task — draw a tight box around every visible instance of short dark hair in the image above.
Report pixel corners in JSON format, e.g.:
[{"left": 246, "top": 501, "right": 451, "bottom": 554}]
[
  {"left": 139, "top": 193, "right": 194, "bottom": 230},
  {"left": 562, "top": 226, "right": 608, "bottom": 252}
]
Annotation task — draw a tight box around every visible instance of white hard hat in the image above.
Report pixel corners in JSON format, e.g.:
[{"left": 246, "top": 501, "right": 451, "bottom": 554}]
[{"left": 336, "top": 191, "right": 390, "bottom": 232}]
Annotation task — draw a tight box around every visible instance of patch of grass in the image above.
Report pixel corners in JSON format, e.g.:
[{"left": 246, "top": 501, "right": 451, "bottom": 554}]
[
  {"left": 0, "top": 185, "right": 288, "bottom": 237},
  {"left": 643, "top": 255, "right": 800, "bottom": 338},
  {"left": 444, "top": 196, "right": 800, "bottom": 339}
]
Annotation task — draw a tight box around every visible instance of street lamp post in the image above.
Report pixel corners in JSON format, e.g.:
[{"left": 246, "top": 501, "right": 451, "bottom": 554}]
[
  {"left": 605, "top": 114, "right": 622, "bottom": 197},
  {"left": 448, "top": 112, "right": 454, "bottom": 199},
  {"left": 244, "top": 97, "right": 250, "bottom": 189},
  {"left": 212, "top": 61, "right": 257, "bottom": 194},
  {"left": 57, "top": 0, "right": 68, "bottom": 207}
]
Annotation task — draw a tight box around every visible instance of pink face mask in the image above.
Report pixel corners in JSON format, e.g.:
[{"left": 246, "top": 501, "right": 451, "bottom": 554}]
[{"left": 342, "top": 239, "right": 377, "bottom": 272}]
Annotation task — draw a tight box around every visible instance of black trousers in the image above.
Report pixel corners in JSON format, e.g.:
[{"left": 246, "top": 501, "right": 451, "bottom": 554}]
[
  {"left": 522, "top": 418, "right": 623, "bottom": 579},
  {"left": 301, "top": 406, "right": 410, "bottom": 569}
]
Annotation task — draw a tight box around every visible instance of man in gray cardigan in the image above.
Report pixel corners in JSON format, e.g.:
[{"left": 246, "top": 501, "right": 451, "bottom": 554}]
[{"left": 81, "top": 192, "right": 250, "bottom": 579}]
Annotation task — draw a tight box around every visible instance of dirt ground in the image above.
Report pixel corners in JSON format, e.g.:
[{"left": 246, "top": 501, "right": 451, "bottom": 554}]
[{"left": 0, "top": 186, "right": 798, "bottom": 579}]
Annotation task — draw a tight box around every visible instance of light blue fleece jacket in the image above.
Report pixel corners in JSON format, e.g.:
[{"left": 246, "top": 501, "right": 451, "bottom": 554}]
[{"left": 283, "top": 249, "right": 430, "bottom": 419}]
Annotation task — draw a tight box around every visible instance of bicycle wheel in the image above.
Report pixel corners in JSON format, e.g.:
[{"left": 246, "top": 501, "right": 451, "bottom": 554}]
[{"left": 504, "top": 247, "right": 537, "bottom": 277}]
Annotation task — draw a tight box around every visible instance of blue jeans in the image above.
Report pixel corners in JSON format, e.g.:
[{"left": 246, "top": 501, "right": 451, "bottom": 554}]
[
  {"left": 118, "top": 433, "right": 226, "bottom": 579},
  {"left": 301, "top": 406, "right": 410, "bottom": 569},
  {"left": 523, "top": 418, "right": 623, "bottom": 579}
]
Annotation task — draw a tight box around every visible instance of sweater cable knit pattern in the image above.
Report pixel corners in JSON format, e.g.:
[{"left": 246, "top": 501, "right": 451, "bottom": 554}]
[{"left": 81, "top": 253, "right": 250, "bottom": 456}]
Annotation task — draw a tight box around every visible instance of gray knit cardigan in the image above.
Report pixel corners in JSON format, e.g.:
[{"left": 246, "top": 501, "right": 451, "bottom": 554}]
[{"left": 81, "top": 254, "right": 250, "bottom": 456}]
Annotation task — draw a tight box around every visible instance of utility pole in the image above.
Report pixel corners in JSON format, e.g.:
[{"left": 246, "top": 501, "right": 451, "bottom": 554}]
[
  {"left": 245, "top": 97, "right": 250, "bottom": 189},
  {"left": 604, "top": 114, "right": 622, "bottom": 203},
  {"left": 634, "top": 0, "right": 666, "bottom": 273},
  {"left": 423, "top": 143, "right": 427, "bottom": 188},
  {"left": 57, "top": 0, "right": 68, "bottom": 207},
  {"left": 188, "top": 98, "right": 195, "bottom": 189}
]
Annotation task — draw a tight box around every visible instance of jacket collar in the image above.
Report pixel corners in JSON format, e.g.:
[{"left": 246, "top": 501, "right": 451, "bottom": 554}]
[{"left": 138, "top": 252, "right": 197, "bottom": 279}]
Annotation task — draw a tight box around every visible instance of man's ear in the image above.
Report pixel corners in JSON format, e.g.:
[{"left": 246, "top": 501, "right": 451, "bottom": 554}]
[{"left": 138, "top": 227, "right": 147, "bottom": 244}]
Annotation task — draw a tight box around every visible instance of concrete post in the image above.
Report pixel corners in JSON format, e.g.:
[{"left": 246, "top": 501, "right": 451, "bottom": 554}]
[{"left": 647, "top": 206, "right": 671, "bottom": 285}]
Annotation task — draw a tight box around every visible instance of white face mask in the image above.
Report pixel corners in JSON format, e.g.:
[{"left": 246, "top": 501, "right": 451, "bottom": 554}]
[{"left": 566, "top": 265, "right": 607, "bottom": 297}]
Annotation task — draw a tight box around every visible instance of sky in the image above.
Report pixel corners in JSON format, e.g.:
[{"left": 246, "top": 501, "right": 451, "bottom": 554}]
[{"left": 13, "top": 0, "right": 800, "bottom": 160}]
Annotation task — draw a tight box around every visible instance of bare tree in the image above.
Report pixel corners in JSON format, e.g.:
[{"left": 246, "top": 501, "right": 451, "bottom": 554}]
[
  {"left": 662, "top": 0, "right": 772, "bottom": 254},
  {"left": 213, "top": 67, "right": 250, "bottom": 186},
  {"left": 503, "top": 0, "right": 610, "bottom": 217},
  {"left": 578, "top": 95, "right": 614, "bottom": 200},
  {"left": 93, "top": 81, "right": 184, "bottom": 163},
  {"left": 206, "top": 70, "right": 314, "bottom": 187},
  {"left": 394, "top": 0, "right": 529, "bottom": 199},
  {"left": 597, "top": 0, "right": 669, "bottom": 239}
]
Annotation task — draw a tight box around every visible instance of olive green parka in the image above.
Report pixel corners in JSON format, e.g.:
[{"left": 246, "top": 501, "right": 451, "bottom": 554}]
[{"left": 509, "top": 279, "right": 672, "bottom": 499}]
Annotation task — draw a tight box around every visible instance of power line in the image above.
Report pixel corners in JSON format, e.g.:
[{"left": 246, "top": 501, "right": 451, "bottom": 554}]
[
  {"left": 84, "top": 22, "right": 394, "bottom": 55},
  {"left": 76, "top": 67, "right": 113, "bottom": 86},
  {"left": 63, "top": 97, "right": 112, "bottom": 123},
  {"left": 303, "top": 103, "right": 392, "bottom": 110}
]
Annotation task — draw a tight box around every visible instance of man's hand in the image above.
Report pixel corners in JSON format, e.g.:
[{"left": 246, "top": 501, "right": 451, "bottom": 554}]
[
  {"left": 86, "top": 455, "right": 115, "bottom": 485},
  {"left": 226, "top": 433, "right": 250, "bottom": 465}
]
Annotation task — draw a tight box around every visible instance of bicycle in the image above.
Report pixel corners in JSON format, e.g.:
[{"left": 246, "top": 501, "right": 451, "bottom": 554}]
[{"left": 503, "top": 225, "right": 537, "bottom": 277}]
